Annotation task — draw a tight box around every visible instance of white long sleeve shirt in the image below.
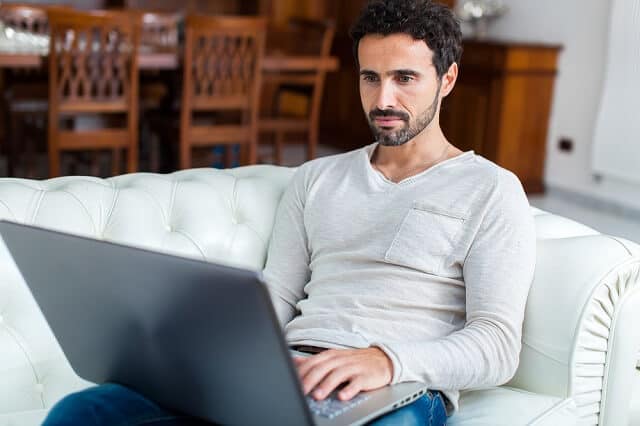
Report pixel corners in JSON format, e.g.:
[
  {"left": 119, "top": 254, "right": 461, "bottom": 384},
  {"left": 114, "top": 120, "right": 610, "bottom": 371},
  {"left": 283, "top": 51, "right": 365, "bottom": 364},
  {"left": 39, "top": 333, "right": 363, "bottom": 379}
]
[{"left": 262, "top": 143, "right": 536, "bottom": 411}]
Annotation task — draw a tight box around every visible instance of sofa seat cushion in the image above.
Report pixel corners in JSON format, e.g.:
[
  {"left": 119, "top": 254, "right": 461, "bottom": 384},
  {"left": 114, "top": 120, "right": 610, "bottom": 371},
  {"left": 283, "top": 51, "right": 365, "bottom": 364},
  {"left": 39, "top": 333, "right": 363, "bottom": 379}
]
[{"left": 448, "top": 387, "right": 577, "bottom": 426}]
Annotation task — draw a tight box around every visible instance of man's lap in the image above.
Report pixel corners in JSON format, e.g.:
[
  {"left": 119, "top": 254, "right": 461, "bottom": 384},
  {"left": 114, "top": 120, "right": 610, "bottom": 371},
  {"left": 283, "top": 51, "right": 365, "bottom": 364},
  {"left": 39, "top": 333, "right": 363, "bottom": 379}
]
[
  {"left": 42, "top": 384, "right": 212, "bottom": 426},
  {"left": 42, "top": 383, "right": 446, "bottom": 426},
  {"left": 368, "top": 391, "right": 446, "bottom": 425}
]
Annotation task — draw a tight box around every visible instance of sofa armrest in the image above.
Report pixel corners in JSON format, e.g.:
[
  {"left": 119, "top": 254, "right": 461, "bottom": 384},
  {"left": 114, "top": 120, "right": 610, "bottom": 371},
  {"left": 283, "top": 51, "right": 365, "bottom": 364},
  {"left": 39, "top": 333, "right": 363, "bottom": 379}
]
[{"left": 508, "top": 235, "right": 640, "bottom": 425}]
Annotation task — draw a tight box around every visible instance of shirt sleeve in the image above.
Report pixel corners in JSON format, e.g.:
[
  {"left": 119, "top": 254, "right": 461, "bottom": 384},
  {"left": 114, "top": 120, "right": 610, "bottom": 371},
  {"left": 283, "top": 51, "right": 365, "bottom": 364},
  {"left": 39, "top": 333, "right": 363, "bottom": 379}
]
[
  {"left": 262, "top": 167, "right": 311, "bottom": 328},
  {"left": 373, "top": 169, "right": 537, "bottom": 391}
]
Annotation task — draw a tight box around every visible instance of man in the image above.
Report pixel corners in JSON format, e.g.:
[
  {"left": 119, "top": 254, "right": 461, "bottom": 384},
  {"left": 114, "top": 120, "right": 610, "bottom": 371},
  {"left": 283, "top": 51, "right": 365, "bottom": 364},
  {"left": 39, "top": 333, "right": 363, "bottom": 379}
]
[{"left": 43, "top": 1, "right": 535, "bottom": 425}]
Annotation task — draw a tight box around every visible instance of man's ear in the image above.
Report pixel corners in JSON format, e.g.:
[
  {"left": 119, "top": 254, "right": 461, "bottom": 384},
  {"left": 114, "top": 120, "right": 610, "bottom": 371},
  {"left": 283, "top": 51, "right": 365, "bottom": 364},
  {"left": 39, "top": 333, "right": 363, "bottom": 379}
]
[{"left": 440, "top": 62, "right": 459, "bottom": 98}]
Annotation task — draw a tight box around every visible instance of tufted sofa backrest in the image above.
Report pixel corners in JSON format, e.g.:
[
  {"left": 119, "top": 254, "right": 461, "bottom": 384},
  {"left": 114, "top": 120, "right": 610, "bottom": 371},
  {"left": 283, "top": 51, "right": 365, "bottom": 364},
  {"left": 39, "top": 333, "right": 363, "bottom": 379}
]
[
  {"left": 0, "top": 165, "right": 620, "bottom": 421},
  {"left": 0, "top": 167, "right": 295, "bottom": 269}
]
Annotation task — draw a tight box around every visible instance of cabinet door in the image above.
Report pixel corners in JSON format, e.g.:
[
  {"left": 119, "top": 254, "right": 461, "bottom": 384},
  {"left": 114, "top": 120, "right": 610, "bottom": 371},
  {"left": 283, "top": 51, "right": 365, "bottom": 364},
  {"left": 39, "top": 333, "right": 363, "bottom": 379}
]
[
  {"left": 441, "top": 74, "right": 493, "bottom": 156},
  {"left": 496, "top": 73, "right": 555, "bottom": 193}
]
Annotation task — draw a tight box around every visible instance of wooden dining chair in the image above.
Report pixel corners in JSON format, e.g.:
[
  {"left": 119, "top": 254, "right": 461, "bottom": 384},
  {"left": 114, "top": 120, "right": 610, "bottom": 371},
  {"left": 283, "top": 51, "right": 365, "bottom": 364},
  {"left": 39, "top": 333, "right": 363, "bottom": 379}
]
[
  {"left": 259, "top": 18, "right": 335, "bottom": 164},
  {"left": 0, "top": 4, "right": 70, "bottom": 177},
  {"left": 180, "top": 14, "right": 266, "bottom": 169},
  {"left": 47, "top": 9, "right": 141, "bottom": 177}
]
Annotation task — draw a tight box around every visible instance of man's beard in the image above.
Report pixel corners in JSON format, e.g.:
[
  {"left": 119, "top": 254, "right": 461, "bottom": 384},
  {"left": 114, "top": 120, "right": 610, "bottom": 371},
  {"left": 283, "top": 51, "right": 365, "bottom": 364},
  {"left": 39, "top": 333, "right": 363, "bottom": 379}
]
[{"left": 367, "top": 82, "right": 442, "bottom": 147}]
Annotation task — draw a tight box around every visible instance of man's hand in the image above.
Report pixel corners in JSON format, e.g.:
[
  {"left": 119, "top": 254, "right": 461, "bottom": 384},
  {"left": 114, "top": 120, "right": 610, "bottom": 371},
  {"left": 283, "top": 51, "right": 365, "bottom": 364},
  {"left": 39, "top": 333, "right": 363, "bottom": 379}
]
[{"left": 293, "top": 347, "right": 393, "bottom": 401}]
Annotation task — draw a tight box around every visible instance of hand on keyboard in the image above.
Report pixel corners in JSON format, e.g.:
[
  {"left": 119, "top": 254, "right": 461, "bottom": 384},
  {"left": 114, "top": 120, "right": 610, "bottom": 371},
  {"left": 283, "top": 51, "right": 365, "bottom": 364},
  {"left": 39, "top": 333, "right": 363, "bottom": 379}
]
[{"left": 293, "top": 347, "right": 393, "bottom": 402}]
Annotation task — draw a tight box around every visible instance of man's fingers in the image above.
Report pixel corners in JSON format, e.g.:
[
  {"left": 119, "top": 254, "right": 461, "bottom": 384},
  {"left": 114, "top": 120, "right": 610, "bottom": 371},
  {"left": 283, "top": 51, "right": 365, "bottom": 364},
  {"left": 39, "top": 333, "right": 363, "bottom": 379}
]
[
  {"left": 293, "top": 348, "right": 392, "bottom": 403},
  {"left": 296, "top": 350, "right": 337, "bottom": 380},
  {"left": 300, "top": 356, "right": 343, "bottom": 395},
  {"left": 338, "top": 377, "right": 364, "bottom": 401},
  {"left": 312, "top": 365, "right": 357, "bottom": 400}
]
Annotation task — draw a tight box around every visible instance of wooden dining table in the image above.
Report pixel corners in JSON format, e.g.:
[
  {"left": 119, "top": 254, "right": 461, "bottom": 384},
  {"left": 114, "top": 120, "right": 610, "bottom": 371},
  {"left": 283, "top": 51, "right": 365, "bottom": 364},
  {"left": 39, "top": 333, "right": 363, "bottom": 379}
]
[
  {"left": 0, "top": 49, "right": 339, "bottom": 72},
  {"left": 0, "top": 49, "right": 183, "bottom": 70}
]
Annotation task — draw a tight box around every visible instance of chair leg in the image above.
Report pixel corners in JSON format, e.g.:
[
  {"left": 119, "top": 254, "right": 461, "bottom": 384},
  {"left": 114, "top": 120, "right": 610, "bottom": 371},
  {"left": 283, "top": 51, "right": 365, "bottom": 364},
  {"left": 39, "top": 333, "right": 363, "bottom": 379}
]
[
  {"left": 127, "top": 142, "right": 138, "bottom": 174},
  {"left": 179, "top": 129, "right": 191, "bottom": 170},
  {"left": 179, "top": 97, "right": 191, "bottom": 170},
  {"left": 180, "top": 143, "right": 190, "bottom": 170},
  {"left": 239, "top": 143, "right": 247, "bottom": 166},
  {"left": 48, "top": 146, "right": 60, "bottom": 178},
  {"left": 224, "top": 145, "right": 234, "bottom": 168}
]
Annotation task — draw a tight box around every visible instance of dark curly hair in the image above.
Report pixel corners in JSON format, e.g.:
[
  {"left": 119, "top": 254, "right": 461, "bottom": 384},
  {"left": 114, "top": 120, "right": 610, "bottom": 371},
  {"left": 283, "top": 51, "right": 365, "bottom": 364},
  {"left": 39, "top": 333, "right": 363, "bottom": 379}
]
[{"left": 350, "top": 0, "right": 463, "bottom": 78}]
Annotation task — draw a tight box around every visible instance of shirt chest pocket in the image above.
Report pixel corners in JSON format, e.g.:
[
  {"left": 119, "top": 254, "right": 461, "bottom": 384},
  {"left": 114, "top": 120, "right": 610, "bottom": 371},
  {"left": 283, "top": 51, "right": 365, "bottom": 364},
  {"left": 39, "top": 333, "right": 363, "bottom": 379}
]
[{"left": 384, "top": 203, "right": 466, "bottom": 275}]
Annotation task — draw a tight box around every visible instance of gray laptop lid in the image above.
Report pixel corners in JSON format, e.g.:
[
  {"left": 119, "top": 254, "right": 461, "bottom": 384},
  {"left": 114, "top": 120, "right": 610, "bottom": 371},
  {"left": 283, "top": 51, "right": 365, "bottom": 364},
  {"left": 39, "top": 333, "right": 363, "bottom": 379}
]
[{"left": 0, "top": 220, "right": 314, "bottom": 426}]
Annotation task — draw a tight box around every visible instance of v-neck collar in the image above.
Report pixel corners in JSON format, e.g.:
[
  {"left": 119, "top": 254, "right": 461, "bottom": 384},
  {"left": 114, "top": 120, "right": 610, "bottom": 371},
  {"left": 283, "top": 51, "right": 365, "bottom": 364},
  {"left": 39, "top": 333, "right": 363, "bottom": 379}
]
[{"left": 363, "top": 143, "right": 475, "bottom": 186}]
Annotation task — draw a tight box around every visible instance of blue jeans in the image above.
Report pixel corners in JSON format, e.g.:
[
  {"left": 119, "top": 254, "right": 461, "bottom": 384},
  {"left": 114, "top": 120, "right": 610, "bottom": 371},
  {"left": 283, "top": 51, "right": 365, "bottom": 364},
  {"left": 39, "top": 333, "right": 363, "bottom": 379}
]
[{"left": 43, "top": 383, "right": 447, "bottom": 425}]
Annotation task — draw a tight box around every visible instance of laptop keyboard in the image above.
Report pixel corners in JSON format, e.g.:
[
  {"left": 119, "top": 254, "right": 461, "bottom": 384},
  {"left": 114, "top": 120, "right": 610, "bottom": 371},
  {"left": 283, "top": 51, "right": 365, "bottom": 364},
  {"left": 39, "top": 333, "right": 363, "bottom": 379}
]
[{"left": 306, "top": 393, "right": 371, "bottom": 419}]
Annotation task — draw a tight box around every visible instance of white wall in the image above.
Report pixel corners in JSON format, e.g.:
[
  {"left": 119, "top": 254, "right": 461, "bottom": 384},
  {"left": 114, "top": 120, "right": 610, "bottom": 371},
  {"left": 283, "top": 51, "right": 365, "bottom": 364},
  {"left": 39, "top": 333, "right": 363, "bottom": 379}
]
[{"left": 460, "top": 0, "right": 640, "bottom": 211}]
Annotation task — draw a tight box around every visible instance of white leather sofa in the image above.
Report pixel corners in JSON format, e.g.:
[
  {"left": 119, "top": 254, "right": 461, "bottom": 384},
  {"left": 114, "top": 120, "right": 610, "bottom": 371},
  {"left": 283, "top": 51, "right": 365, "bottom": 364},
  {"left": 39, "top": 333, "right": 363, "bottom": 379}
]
[{"left": 0, "top": 166, "right": 638, "bottom": 426}]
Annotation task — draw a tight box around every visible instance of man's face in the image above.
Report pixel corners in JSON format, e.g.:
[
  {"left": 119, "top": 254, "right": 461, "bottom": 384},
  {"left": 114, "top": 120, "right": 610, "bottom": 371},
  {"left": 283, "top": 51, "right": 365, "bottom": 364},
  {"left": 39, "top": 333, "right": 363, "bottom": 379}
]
[{"left": 358, "top": 34, "right": 443, "bottom": 146}]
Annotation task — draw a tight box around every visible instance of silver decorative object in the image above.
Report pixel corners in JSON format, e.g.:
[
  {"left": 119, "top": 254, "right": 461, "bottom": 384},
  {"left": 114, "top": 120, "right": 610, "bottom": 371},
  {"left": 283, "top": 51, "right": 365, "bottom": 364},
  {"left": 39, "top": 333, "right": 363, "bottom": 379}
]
[{"left": 456, "top": 0, "right": 508, "bottom": 40}]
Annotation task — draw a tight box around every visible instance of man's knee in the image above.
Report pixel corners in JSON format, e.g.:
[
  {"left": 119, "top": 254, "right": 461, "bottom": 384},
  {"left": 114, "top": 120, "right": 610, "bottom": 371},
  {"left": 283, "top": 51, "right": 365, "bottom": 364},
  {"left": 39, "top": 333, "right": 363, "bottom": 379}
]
[{"left": 44, "top": 387, "right": 102, "bottom": 425}]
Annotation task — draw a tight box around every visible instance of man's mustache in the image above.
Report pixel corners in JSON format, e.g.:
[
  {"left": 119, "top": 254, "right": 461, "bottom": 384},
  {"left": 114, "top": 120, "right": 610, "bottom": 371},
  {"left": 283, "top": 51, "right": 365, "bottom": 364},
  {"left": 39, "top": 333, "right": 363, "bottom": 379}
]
[{"left": 369, "top": 108, "right": 409, "bottom": 122}]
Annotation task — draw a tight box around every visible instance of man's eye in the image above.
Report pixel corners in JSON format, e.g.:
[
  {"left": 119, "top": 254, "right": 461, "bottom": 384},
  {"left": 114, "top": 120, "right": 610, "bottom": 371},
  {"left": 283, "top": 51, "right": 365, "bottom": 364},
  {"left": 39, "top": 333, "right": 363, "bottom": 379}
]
[
  {"left": 362, "top": 75, "right": 378, "bottom": 82},
  {"left": 398, "top": 75, "right": 413, "bottom": 83}
]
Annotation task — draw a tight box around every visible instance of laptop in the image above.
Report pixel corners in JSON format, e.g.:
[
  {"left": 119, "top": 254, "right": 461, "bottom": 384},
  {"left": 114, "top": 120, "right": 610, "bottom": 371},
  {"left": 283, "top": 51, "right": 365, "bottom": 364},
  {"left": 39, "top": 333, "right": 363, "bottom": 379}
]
[{"left": 0, "top": 220, "right": 428, "bottom": 426}]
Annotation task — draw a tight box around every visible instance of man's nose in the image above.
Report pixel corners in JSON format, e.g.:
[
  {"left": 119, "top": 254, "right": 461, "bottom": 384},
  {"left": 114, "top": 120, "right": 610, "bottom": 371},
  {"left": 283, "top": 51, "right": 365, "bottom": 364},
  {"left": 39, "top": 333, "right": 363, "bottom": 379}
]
[{"left": 374, "top": 80, "right": 397, "bottom": 110}]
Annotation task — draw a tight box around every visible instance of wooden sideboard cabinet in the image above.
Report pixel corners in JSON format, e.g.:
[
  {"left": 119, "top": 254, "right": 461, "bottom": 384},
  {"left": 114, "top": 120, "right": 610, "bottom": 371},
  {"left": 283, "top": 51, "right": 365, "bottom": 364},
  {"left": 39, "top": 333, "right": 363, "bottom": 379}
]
[{"left": 440, "top": 40, "right": 562, "bottom": 193}]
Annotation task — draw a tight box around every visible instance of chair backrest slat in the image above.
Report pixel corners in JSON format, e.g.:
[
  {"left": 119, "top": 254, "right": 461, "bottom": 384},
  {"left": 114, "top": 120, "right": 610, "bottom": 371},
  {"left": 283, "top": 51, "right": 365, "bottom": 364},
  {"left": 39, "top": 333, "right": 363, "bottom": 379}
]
[
  {"left": 48, "top": 10, "right": 140, "bottom": 110},
  {"left": 185, "top": 15, "right": 266, "bottom": 106},
  {"left": 179, "top": 15, "right": 266, "bottom": 169}
]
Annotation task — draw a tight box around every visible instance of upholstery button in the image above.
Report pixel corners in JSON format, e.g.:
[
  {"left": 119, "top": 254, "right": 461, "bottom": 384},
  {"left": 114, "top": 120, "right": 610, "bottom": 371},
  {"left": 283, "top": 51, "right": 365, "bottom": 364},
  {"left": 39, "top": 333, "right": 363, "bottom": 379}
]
[
  {"left": 166, "top": 225, "right": 172, "bottom": 232},
  {"left": 0, "top": 314, "right": 4, "bottom": 323},
  {"left": 34, "top": 383, "right": 44, "bottom": 394}
]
